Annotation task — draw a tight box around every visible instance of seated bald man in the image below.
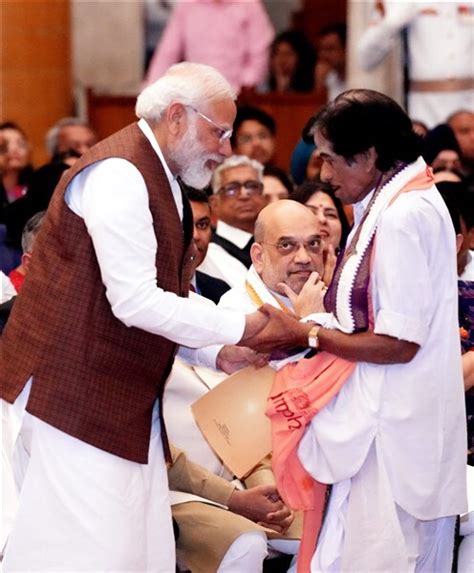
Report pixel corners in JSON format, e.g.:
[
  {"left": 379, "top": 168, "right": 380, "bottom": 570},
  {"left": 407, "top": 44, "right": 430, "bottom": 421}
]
[{"left": 218, "top": 199, "right": 327, "bottom": 320}]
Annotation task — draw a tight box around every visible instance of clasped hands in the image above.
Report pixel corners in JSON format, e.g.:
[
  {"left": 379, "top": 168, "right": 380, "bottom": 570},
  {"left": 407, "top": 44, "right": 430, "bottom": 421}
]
[{"left": 228, "top": 484, "right": 294, "bottom": 534}]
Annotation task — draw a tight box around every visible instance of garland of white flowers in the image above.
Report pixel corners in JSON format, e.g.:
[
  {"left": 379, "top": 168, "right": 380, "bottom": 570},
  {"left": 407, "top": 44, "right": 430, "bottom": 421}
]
[{"left": 334, "top": 157, "right": 428, "bottom": 333}]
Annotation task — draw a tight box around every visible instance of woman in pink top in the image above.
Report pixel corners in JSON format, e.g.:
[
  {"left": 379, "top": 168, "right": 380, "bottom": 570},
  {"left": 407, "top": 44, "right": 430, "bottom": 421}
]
[{"left": 144, "top": 0, "right": 274, "bottom": 92}]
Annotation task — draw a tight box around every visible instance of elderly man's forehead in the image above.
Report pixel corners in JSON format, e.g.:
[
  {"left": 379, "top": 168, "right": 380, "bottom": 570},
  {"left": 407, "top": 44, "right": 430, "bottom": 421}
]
[
  {"left": 259, "top": 201, "right": 320, "bottom": 238},
  {"left": 204, "top": 97, "right": 236, "bottom": 127},
  {"left": 221, "top": 164, "right": 259, "bottom": 181}
]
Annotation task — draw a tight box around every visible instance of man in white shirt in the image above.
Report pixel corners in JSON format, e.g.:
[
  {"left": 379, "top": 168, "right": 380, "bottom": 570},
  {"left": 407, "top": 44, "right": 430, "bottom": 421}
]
[
  {"left": 358, "top": 1, "right": 474, "bottom": 128},
  {"left": 199, "top": 154, "right": 268, "bottom": 288},
  {"left": 293, "top": 89, "right": 467, "bottom": 571},
  {"left": 0, "top": 63, "right": 315, "bottom": 572}
]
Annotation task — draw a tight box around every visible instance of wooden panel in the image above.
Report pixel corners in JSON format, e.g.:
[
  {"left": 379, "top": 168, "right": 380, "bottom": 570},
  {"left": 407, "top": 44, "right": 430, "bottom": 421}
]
[
  {"left": 300, "top": 0, "right": 347, "bottom": 42},
  {"left": 0, "top": 0, "right": 72, "bottom": 166},
  {"left": 86, "top": 90, "right": 137, "bottom": 141},
  {"left": 87, "top": 90, "right": 326, "bottom": 172},
  {"left": 238, "top": 91, "right": 326, "bottom": 171}
]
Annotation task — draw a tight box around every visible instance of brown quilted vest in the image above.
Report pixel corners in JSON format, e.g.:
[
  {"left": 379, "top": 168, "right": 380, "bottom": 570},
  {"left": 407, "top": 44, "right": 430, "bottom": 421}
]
[{"left": 0, "top": 123, "right": 194, "bottom": 463}]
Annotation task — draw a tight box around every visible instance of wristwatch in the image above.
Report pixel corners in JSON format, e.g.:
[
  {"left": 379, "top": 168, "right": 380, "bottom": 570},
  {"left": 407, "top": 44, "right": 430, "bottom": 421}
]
[{"left": 307, "top": 325, "right": 321, "bottom": 349}]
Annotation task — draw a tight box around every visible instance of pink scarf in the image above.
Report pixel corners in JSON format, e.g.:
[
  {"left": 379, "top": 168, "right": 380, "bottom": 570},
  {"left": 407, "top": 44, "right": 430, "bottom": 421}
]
[{"left": 266, "top": 352, "right": 355, "bottom": 572}]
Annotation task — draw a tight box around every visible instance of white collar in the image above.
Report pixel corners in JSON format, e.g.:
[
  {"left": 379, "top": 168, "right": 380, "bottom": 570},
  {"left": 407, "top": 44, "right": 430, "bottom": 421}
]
[
  {"left": 335, "top": 157, "right": 429, "bottom": 332},
  {"left": 215, "top": 220, "right": 253, "bottom": 249},
  {"left": 246, "top": 265, "right": 294, "bottom": 312},
  {"left": 138, "top": 118, "right": 183, "bottom": 219},
  {"left": 138, "top": 119, "right": 177, "bottom": 187},
  {"left": 353, "top": 187, "right": 376, "bottom": 226}
]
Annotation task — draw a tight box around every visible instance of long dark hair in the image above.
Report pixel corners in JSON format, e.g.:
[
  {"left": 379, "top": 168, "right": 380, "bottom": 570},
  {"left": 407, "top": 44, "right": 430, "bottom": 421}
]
[{"left": 269, "top": 30, "right": 316, "bottom": 93}]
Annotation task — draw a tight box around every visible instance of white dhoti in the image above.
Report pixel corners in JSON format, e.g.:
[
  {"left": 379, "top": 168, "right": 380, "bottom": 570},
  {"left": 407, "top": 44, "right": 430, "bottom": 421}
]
[
  {"left": 2, "top": 382, "right": 175, "bottom": 572},
  {"left": 302, "top": 441, "right": 456, "bottom": 573}
]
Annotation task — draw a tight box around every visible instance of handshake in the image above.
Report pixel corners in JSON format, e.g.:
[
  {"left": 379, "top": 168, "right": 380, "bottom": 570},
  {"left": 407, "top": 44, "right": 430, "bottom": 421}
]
[
  {"left": 216, "top": 304, "right": 315, "bottom": 374},
  {"left": 240, "top": 304, "right": 314, "bottom": 353}
]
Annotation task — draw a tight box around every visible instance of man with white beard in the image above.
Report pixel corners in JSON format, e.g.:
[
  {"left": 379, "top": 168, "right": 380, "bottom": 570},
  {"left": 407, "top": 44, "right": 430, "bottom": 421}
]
[{"left": 0, "top": 63, "right": 316, "bottom": 572}]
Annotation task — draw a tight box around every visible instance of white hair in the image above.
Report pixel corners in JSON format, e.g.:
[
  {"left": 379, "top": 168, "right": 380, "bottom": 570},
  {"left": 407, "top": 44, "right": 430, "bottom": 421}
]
[
  {"left": 21, "top": 211, "right": 45, "bottom": 253},
  {"left": 45, "top": 117, "right": 93, "bottom": 157},
  {"left": 135, "top": 62, "right": 236, "bottom": 125},
  {"left": 211, "top": 155, "right": 264, "bottom": 193}
]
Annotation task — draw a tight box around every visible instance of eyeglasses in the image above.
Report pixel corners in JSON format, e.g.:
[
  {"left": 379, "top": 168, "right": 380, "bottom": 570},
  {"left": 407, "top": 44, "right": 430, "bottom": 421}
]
[
  {"left": 217, "top": 180, "right": 264, "bottom": 197},
  {"left": 261, "top": 238, "right": 322, "bottom": 255},
  {"left": 236, "top": 132, "right": 272, "bottom": 145},
  {"left": 186, "top": 105, "right": 233, "bottom": 143}
]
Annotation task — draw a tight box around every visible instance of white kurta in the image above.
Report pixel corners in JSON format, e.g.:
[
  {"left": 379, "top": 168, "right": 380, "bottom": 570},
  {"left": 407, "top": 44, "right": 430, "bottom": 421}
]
[
  {"left": 359, "top": 2, "right": 474, "bottom": 127},
  {"left": 297, "top": 161, "right": 467, "bottom": 570},
  {"left": 198, "top": 221, "right": 251, "bottom": 289}
]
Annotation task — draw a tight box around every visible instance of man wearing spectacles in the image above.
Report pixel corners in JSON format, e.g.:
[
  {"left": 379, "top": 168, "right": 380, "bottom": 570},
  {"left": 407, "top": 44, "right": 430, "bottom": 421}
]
[
  {"left": 218, "top": 199, "right": 327, "bottom": 320},
  {"left": 0, "top": 63, "right": 317, "bottom": 572},
  {"left": 199, "top": 154, "right": 269, "bottom": 289}
]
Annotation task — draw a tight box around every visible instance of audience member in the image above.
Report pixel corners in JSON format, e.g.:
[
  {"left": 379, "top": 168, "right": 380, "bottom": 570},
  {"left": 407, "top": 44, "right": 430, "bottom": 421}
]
[
  {"left": 265, "top": 30, "right": 316, "bottom": 93},
  {"left": 199, "top": 155, "right": 267, "bottom": 288},
  {"left": 423, "top": 123, "right": 463, "bottom": 174},
  {"left": 2, "top": 119, "right": 97, "bottom": 251},
  {"left": 449, "top": 110, "right": 474, "bottom": 177},
  {"left": 167, "top": 444, "right": 296, "bottom": 572},
  {"left": 358, "top": 2, "right": 474, "bottom": 128},
  {"left": 437, "top": 186, "right": 474, "bottom": 573},
  {"left": 290, "top": 178, "right": 351, "bottom": 252},
  {"left": 411, "top": 119, "right": 428, "bottom": 138},
  {"left": 262, "top": 164, "right": 293, "bottom": 203},
  {"left": 231, "top": 106, "right": 276, "bottom": 166},
  {"left": 143, "top": 0, "right": 274, "bottom": 93},
  {"left": 45, "top": 117, "right": 97, "bottom": 162},
  {"left": 440, "top": 184, "right": 474, "bottom": 281},
  {"left": 185, "top": 186, "right": 230, "bottom": 303},
  {"left": 295, "top": 89, "right": 466, "bottom": 571},
  {"left": 8, "top": 211, "right": 45, "bottom": 292},
  {"left": 315, "top": 23, "right": 347, "bottom": 101},
  {"left": 0, "top": 123, "right": 33, "bottom": 209},
  {"left": 0, "top": 62, "right": 314, "bottom": 572}
]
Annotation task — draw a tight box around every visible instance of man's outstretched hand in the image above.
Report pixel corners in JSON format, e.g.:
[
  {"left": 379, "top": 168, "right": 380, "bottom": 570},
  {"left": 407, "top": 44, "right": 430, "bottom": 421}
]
[{"left": 240, "top": 304, "right": 312, "bottom": 353}]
